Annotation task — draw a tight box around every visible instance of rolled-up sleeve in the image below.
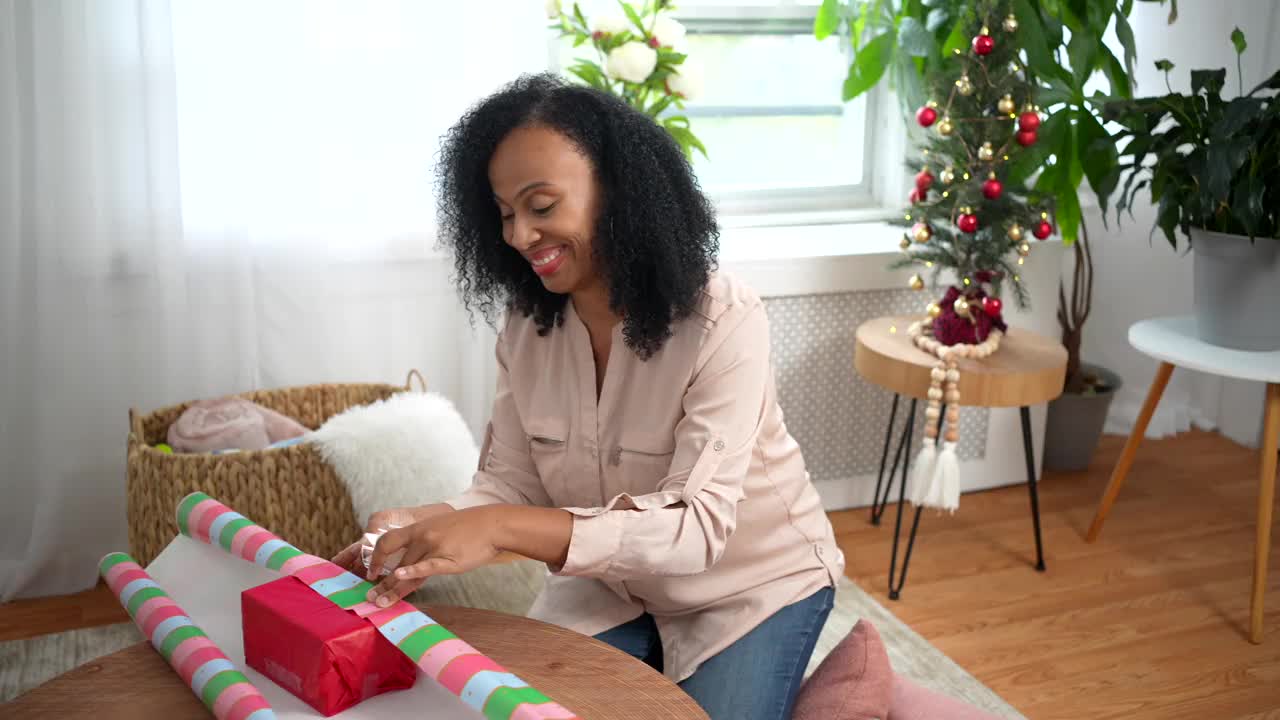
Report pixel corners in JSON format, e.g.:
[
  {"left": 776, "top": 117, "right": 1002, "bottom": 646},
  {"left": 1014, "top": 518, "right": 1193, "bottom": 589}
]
[
  {"left": 554, "top": 299, "right": 770, "bottom": 580},
  {"left": 444, "top": 321, "right": 553, "bottom": 511}
]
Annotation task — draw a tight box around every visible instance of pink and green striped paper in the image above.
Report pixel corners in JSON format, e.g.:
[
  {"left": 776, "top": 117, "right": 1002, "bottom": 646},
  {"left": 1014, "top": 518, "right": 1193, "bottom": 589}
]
[
  {"left": 176, "top": 492, "right": 580, "bottom": 720},
  {"left": 99, "top": 552, "right": 276, "bottom": 720}
]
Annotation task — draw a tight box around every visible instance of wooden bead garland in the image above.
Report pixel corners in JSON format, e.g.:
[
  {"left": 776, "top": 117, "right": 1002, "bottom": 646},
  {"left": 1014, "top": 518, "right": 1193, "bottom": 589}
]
[{"left": 906, "top": 317, "right": 1003, "bottom": 512}]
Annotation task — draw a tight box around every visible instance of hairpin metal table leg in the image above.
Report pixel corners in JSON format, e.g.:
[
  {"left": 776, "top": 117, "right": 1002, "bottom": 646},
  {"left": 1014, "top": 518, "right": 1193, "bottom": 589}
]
[
  {"left": 870, "top": 394, "right": 901, "bottom": 526},
  {"left": 886, "top": 401, "right": 945, "bottom": 600},
  {"left": 1020, "top": 405, "right": 1047, "bottom": 571}
]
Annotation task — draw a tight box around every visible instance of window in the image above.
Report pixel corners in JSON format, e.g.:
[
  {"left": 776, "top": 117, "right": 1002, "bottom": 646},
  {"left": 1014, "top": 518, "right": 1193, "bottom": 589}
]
[{"left": 555, "top": 1, "right": 894, "bottom": 217}]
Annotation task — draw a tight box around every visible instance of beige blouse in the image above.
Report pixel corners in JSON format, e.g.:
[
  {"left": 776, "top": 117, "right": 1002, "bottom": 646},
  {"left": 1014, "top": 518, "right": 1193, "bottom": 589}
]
[{"left": 444, "top": 271, "right": 845, "bottom": 683}]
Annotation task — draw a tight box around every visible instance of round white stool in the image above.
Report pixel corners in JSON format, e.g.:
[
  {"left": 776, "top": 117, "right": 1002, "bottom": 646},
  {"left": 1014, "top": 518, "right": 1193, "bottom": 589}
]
[{"left": 1085, "top": 315, "right": 1280, "bottom": 643}]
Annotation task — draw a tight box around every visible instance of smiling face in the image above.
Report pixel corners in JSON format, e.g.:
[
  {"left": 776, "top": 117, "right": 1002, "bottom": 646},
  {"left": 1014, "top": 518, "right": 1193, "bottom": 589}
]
[{"left": 489, "top": 124, "right": 604, "bottom": 297}]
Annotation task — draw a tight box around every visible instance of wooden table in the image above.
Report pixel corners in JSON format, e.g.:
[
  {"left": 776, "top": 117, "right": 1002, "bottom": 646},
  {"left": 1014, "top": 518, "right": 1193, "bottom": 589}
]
[
  {"left": 4, "top": 605, "right": 708, "bottom": 720},
  {"left": 854, "top": 315, "right": 1067, "bottom": 599},
  {"left": 1086, "top": 315, "right": 1280, "bottom": 643}
]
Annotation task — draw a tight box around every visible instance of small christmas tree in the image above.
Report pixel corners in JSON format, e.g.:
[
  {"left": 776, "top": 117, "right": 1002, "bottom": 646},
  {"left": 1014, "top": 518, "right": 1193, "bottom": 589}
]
[
  {"left": 891, "top": 0, "right": 1054, "bottom": 347},
  {"left": 887, "top": 0, "right": 1056, "bottom": 513}
]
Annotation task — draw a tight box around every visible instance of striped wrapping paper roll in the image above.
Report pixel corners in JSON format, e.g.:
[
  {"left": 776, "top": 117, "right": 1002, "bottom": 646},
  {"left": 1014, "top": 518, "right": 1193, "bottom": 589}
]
[
  {"left": 98, "top": 552, "right": 276, "bottom": 720},
  {"left": 176, "top": 492, "right": 580, "bottom": 720}
]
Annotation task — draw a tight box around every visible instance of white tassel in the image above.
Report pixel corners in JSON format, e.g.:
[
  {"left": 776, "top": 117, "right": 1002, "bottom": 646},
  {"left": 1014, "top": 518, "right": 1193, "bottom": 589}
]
[
  {"left": 908, "top": 438, "right": 937, "bottom": 506},
  {"left": 928, "top": 441, "right": 961, "bottom": 513}
]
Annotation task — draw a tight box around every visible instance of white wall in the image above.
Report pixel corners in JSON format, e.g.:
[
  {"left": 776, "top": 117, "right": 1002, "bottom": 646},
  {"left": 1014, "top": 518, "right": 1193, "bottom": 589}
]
[{"left": 1082, "top": 0, "right": 1280, "bottom": 449}]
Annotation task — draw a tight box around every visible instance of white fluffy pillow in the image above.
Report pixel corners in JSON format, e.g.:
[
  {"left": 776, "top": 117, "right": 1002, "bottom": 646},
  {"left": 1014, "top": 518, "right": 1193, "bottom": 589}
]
[{"left": 310, "top": 391, "right": 479, "bottom": 527}]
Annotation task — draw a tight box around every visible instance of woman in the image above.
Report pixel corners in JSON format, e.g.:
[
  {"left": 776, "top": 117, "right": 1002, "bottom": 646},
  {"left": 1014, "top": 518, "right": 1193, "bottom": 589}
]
[{"left": 336, "top": 73, "right": 845, "bottom": 720}]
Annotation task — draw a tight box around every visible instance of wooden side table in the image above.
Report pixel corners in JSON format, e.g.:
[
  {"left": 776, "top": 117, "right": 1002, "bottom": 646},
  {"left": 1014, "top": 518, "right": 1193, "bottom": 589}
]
[
  {"left": 4, "top": 605, "right": 708, "bottom": 719},
  {"left": 854, "top": 315, "right": 1067, "bottom": 599},
  {"left": 1085, "top": 315, "right": 1280, "bottom": 643}
]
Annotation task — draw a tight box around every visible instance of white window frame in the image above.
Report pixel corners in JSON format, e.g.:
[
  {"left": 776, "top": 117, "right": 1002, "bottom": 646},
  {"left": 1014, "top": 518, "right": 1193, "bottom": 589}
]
[
  {"left": 671, "top": 2, "right": 905, "bottom": 221},
  {"left": 547, "top": 1, "right": 909, "bottom": 229}
]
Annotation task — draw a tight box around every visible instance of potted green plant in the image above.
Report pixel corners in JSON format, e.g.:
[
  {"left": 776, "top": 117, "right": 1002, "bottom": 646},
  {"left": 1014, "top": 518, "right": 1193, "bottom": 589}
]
[
  {"left": 815, "top": 0, "right": 1173, "bottom": 471},
  {"left": 1105, "top": 29, "right": 1280, "bottom": 351}
]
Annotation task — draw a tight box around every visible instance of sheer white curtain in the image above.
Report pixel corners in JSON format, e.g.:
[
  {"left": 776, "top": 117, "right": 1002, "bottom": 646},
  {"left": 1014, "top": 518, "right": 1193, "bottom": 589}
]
[{"left": 0, "top": 0, "right": 549, "bottom": 601}]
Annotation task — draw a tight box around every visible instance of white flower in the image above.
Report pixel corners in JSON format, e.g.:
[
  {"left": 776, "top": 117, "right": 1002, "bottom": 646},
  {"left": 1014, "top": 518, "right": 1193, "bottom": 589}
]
[
  {"left": 650, "top": 15, "right": 686, "bottom": 48},
  {"left": 545, "top": 0, "right": 561, "bottom": 19},
  {"left": 606, "top": 41, "right": 658, "bottom": 84},
  {"left": 667, "top": 57, "right": 704, "bottom": 100},
  {"left": 590, "top": 12, "right": 630, "bottom": 36}
]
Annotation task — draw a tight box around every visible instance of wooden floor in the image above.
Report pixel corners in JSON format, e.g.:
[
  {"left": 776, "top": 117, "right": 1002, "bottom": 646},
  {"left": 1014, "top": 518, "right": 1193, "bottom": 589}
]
[
  {"left": 3, "top": 430, "right": 1278, "bottom": 717},
  {"left": 833, "top": 429, "right": 1280, "bottom": 719}
]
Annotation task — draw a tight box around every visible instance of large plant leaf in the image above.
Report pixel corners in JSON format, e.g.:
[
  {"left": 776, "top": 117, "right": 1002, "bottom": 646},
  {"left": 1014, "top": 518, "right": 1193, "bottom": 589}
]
[
  {"left": 1212, "top": 97, "right": 1263, "bottom": 140},
  {"left": 1101, "top": 47, "right": 1132, "bottom": 100},
  {"left": 814, "top": 0, "right": 840, "bottom": 40},
  {"left": 1067, "top": 29, "right": 1099, "bottom": 89},
  {"left": 1154, "top": 192, "right": 1180, "bottom": 247},
  {"left": 1230, "top": 172, "right": 1264, "bottom": 238},
  {"left": 897, "top": 16, "right": 932, "bottom": 58},
  {"left": 1203, "top": 137, "right": 1251, "bottom": 206},
  {"left": 1078, "top": 111, "right": 1120, "bottom": 217},
  {"left": 1114, "top": 10, "right": 1138, "bottom": 82},
  {"left": 842, "top": 31, "right": 894, "bottom": 101},
  {"left": 940, "top": 15, "right": 968, "bottom": 56},
  {"left": 1012, "top": 0, "right": 1056, "bottom": 80},
  {"left": 1191, "top": 69, "right": 1226, "bottom": 98},
  {"left": 1249, "top": 69, "right": 1280, "bottom": 95}
]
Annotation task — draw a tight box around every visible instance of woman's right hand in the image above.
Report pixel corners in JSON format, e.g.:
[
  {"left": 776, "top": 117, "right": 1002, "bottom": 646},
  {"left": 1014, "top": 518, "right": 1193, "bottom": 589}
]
[{"left": 331, "top": 503, "right": 455, "bottom": 575}]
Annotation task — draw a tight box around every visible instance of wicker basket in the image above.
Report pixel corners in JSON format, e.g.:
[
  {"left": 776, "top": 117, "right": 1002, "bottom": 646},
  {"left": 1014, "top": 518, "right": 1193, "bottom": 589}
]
[{"left": 126, "top": 370, "right": 427, "bottom": 567}]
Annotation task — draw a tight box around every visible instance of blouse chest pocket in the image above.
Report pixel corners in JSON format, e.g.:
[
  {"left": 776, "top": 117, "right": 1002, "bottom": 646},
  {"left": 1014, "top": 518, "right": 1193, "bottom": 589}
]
[
  {"left": 525, "top": 417, "right": 573, "bottom": 506},
  {"left": 609, "top": 432, "right": 676, "bottom": 497}
]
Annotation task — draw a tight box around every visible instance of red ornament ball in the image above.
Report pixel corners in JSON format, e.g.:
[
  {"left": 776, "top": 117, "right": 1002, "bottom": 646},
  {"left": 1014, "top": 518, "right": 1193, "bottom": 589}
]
[
  {"left": 1016, "top": 129, "right": 1038, "bottom": 146},
  {"left": 957, "top": 213, "right": 979, "bottom": 233},
  {"left": 973, "top": 34, "right": 995, "bottom": 56},
  {"left": 909, "top": 188, "right": 922, "bottom": 204},
  {"left": 1033, "top": 220, "right": 1053, "bottom": 239},
  {"left": 916, "top": 106, "right": 938, "bottom": 127},
  {"left": 915, "top": 169, "right": 934, "bottom": 192},
  {"left": 1018, "top": 111, "right": 1041, "bottom": 131},
  {"left": 982, "top": 177, "right": 1003, "bottom": 200},
  {"left": 982, "top": 296, "right": 1003, "bottom": 318}
]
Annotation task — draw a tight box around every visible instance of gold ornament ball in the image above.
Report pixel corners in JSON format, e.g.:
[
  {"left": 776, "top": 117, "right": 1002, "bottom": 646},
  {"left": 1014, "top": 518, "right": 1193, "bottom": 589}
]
[
  {"left": 912, "top": 223, "right": 932, "bottom": 244},
  {"left": 1007, "top": 223, "right": 1024, "bottom": 242},
  {"left": 909, "top": 274, "right": 925, "bottom": 291},
  {"left": 937, "top": 117, "right": 954, "bottom": 136},
  {"left": 926, "top": 302, "right": 942, "bottom": 319},
  {"left": 954, "top": 296, "right": 971, "bottom": 318},
  {"left": 956, "top": 75, "right": 974, "bottom": 96},
  {"left": 997, "top": 94, "right": 1016, "bottom": 115},
  {"left": 1017, "top": 242, "right": 1031, "bottom": 257},
  {"left": 1002, "top": 14, "right": 1018, "bottom": 33},
  {"left": 899, "top": 235, "right": 912, "bottom": 251},
  {"left": 940, "top": 166, "right": 955, "bottom": 185},
  {"left": 978, "top": 141, "right": 995, "bottom": 161}
]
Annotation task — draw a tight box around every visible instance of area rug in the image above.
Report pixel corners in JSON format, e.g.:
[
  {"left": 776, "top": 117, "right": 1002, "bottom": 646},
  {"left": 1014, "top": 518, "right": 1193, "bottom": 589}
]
[{"left": 0, "top": 562, "right": 1024, "bottom": 718}]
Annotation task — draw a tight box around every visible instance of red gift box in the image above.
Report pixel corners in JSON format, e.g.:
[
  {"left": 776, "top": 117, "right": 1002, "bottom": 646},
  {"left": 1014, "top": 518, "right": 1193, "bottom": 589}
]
[{"left": 242, "top": 576, "right": 417, "bottom": 716}]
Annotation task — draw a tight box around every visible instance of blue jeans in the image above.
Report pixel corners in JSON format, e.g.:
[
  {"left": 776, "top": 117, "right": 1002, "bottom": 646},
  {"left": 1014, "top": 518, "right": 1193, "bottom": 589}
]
[{"left": 594, "top": 586, "right": 835, "bottom": 720}]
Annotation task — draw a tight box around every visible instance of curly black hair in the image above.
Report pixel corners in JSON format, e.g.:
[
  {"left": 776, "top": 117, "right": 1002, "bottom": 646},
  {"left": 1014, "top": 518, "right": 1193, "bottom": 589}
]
[{"left": 434, "top": 72, "right": 719, "bottom": 359}]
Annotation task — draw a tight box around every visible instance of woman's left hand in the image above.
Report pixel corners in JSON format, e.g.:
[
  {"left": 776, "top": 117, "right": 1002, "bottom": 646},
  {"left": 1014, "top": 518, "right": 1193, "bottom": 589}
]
[{"left": 365, "top": 507, "right": 501, "bottom": 607}]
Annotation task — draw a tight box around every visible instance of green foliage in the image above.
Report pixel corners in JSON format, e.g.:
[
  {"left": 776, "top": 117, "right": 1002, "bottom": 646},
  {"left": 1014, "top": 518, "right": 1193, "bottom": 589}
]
[
  {"left": 1105, "top": 29, "right": 1280, "bottom": 246},
  {"left": 814, "top": 0, "right": 1172, "bottom": 246},
  {"left": 553, "top": 2, "right": 706, "bottom": 160}
]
